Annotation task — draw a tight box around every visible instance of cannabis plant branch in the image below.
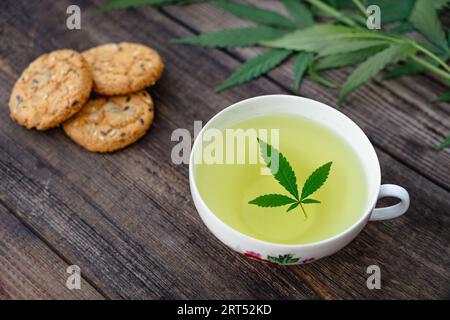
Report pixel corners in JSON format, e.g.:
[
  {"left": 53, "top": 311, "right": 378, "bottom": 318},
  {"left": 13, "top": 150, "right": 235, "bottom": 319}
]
[{"left": 101, "top": 0, "right": 450, "bottom": 149}]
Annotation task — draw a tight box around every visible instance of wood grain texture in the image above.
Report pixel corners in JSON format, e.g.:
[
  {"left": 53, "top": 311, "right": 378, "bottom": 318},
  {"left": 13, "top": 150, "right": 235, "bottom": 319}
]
[
  {"left": 0, "top": 0, "right": 448, "bottom": 299},
  {"left": 0, "top": 202, "right": 104, "bottom": 299},
  {"left": 163, "top": 0, "right": 450, "bottom": 190}
]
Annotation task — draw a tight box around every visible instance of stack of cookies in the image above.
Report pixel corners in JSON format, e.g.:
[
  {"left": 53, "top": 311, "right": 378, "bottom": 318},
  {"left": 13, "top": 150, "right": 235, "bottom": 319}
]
[{"left": 9, "top": 42, "right": 164, "bottom": 152}]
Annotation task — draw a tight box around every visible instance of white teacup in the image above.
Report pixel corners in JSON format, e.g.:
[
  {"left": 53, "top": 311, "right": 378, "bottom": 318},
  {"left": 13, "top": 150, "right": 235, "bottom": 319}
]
[{"left": 189, "top": 95, "right": 409, "bottom": 265}]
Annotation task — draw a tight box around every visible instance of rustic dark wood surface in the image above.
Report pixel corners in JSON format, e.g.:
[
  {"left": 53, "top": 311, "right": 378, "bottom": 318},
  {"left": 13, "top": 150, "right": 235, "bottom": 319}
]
[{"left": 0, "top": 0, "right": 449, "bottom": 299}]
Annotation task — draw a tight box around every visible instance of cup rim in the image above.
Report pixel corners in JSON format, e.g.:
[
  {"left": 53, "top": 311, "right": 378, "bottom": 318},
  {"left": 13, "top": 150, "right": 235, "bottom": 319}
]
[{"left": 189, "top": 94, "right": 381, "bottom": 249}]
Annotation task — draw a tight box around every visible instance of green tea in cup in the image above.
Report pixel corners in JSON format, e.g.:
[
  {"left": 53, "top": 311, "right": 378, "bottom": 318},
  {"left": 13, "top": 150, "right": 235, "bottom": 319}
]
[{"left": 194, "top": 114, "right": 368, "bottom": 245}]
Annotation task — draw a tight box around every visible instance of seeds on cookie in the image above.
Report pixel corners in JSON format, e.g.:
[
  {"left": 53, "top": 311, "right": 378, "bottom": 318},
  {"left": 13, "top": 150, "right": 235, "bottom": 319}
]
[
  {"left": 9, "top": 49, "right": 92, "bottom": 130},
  {"left": 63, "top": 91, "right": 155, "bottom": 153},
  {"left": 82, "top": 42, "right": 164, "bottom": 96}
]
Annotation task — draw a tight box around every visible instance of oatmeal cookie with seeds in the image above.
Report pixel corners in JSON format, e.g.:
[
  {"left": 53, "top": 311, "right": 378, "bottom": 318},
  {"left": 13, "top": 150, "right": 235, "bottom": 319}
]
[
  {"left": 82, "top": 42, "right": 164, "bottom": 96},
  {"left": 9, "top": 49, "right": 92, "bottom": 130},
  {"left": 63, "top": 91, "right": 154, "bottom": 152}
]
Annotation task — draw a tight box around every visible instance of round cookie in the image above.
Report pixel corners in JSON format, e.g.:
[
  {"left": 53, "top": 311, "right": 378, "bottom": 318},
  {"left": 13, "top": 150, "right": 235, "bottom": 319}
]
[
  {"left": 9, "top": 49, "right": 93, "bottom": 130},
  {"left": 82, "top": 42, "right": 164, "bottom": 96},
  {"left": 63, "top": 91, "right": 154, "bottom": 152}
]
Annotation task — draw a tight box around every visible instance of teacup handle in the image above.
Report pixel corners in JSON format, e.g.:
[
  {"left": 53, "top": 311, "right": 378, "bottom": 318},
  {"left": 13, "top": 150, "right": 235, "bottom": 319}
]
[{"left": 370, "top": 184, "right": 410, "bottom": 221}]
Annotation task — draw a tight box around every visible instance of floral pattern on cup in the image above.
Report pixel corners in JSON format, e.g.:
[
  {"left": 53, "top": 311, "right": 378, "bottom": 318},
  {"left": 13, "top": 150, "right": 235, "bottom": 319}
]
[
  {"left": 243, "top": 251, "right": 316, "bottom": 265},
  {"left": 244, "top": 251, "right": 273, "bottom": 264},
  {"left": 267, "top": 254, "right": 299, "bottom": 264}
]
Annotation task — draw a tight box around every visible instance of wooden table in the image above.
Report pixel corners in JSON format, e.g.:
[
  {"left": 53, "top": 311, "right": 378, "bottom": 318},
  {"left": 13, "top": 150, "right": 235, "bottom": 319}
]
[{"left": 0, "top": 0, "right": 449, "bottom": 300}]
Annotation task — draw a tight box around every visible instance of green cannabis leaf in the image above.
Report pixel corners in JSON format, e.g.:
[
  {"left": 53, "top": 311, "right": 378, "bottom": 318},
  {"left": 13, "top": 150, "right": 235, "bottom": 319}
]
[
  {"left": 308, "top": 62, "right": 336, "bottom": 88},
  {"left": 382, "top": 61, "right": 425, "bottom": 80},
  {"left": 301, "top": 198, "right": 321, "bottom": 204},
  {"left": 433, "top": 92, "right": 450, "bottom": 102},
  {"left": 293, "top": 52, "right": 314, "bottom": 93},
  {"left": 433, "top": 92, "right": 450, "bottom": 149},
  {"left": 171, "top": 27, "right": 288, "bottom": 48},
  {"left": 318, "top": 40, "right": 390, "bottom": 57},
  {"left": 262, "top": 24, "right": 364, "bottom": 53},
  {"left": 409, "top": 0, "right": 449, "bottom": 53},
  {"left": 248, "top": 139, "right": 332, "bottom": 219},
  {"left": 286, "top": 202, "right": 300, "bottom": 212},
  {"left": 257, "top": 138, "right": 299, "bottom": 199},
  {"left": 339, "top": 43, "right": 416, "bottom": 104},
  {"left": 212, "top": 0, "right": 297, "bottom": 30},
  {"left": 438, "top": 135, "right": 450, "bottom": 150},
  {"left": 389, "top": 22, "right": 415, "bottom": 35},
  {"left": 215, "top": 49, "right": 292, "bottom": 92},
  {"left": 261, "top": 24, "right": 394, "bottom": 59},
  {"left": 248, "top": 194, "right": 297, "bottom": 207},
  {"left": 301, "top": 162, "right": 332, "bottom": 200},
  {"left": 308, "top": 0, "right": 358, "bottom": 26},
  {"left": 316, "top": 45, "right": 387, "bottom": 71},
  {"left": 367, "top": 0, "right": 415, "bottom": 24},
  {"left": 283, "top": 0, "right": 315, "bottom": 28},
  {"left": 434, "top": 0, "right": 450, "bottom": 10},
  {"left": 282, "top": 0, "right": 315, "bottom": 93}
]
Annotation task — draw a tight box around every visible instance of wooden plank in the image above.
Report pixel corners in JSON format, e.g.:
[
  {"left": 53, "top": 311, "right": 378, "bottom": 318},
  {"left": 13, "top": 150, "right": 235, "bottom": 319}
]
[
  {"left": 0, "top": 202, "right": 104, "bottom": 299},
  {"left": 0, "top": 0, "right": 448, "bottom": 299},
  {"left": 162, "top": 1, "right": 450, "bottom": 190}
]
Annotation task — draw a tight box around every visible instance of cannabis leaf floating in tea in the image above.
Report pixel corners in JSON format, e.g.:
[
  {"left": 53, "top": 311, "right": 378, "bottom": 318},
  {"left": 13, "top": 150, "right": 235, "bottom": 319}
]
[{"left": 249, "top": 139, "right": 332, "bottom": 219}]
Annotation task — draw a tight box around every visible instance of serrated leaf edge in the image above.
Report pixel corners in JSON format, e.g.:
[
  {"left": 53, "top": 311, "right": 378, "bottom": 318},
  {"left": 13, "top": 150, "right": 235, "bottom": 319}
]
[
  {"left": 248, "top": 194, "right": 297, "bottom": 207},
  {"left": 300, "top": 162, "right": 332, "bottom": 200},
  {"left": 258, "top": 139, "right": 299, "bottom": 200}
]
